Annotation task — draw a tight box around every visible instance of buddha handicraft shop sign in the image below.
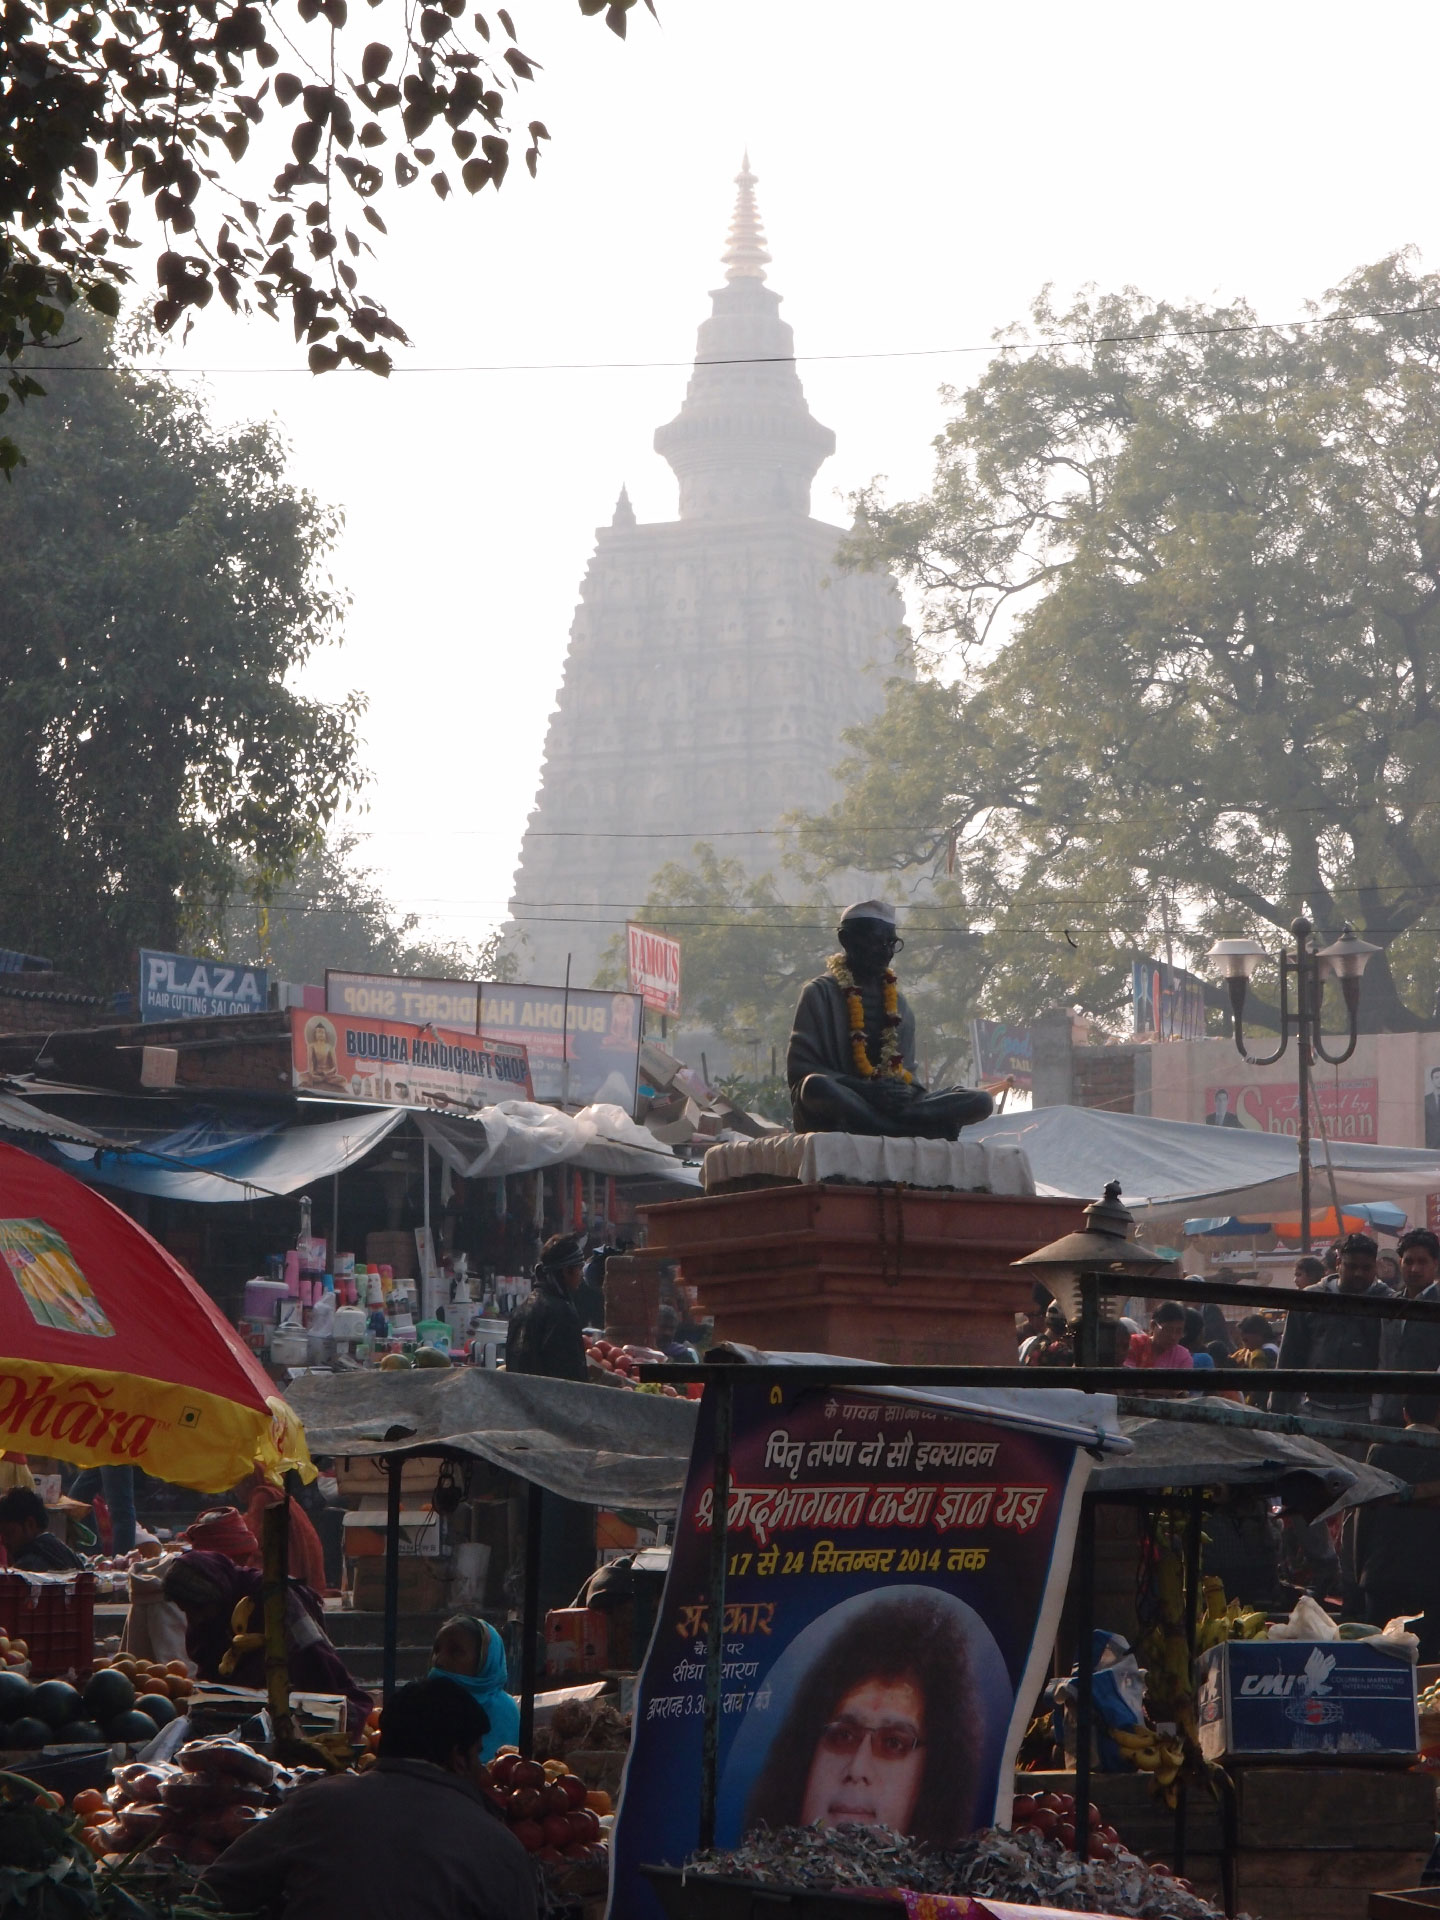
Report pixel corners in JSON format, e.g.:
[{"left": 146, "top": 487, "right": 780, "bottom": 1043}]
[
  {"left": 290, "top": 1011, "right": 531, "bottom": 1111},
  {"left": 609, "top": 1379, "right": 1091, "bottom": 1919}
]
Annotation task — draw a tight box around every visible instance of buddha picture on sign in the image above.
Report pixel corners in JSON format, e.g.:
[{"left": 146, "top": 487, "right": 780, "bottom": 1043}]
[{"left": 298, "top": 1016, "right": 346, "bottom": 1091}]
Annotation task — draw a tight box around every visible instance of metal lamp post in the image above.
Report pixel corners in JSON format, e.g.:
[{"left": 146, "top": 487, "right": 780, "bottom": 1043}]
[{"left": 1205, "top": 917, "right": 1379, "bottom": 1255}]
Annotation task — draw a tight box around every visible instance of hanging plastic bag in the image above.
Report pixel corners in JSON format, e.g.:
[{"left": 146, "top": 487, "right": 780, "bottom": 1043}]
[{"left": 1054, "top": 1629, "right": 1148, "bottom": 1769}]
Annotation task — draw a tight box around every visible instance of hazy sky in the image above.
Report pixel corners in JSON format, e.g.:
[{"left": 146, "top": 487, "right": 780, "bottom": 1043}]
[{"left": 147, "top": 0, "right": 1440, "bottom": 965}]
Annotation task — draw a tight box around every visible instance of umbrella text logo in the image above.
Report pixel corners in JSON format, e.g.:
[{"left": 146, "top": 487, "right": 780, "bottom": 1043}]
[{"left": 0, "top": 1219, "right": 114, "bottom": 1337}]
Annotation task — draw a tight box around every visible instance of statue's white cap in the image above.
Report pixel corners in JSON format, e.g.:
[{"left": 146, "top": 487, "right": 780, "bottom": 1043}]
[{"left": 840, "top": 899, "right": 897, "bottom": 926}]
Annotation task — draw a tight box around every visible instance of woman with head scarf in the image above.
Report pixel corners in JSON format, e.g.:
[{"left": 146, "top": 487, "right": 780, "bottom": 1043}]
[
  {"left": 429, "top": 1614, "right": 520, "bottom": 1762},
  {"left": 163, "top": 1550, "right": 371, "bottom": 1734}
]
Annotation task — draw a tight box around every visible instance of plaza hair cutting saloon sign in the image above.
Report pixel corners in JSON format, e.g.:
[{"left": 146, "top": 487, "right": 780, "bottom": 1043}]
[{"left": 609, "top": 1380, "right": 1092, "bottom": 1920}]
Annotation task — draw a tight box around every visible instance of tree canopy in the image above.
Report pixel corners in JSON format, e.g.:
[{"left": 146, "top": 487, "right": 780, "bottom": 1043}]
[
  {"left": 812, "top": 252, "right": 1440, "bottom": 1033},
  {"left": 0, "top": 318, "right": 359, "bottom": 985},
  {"left": 1, "top": 0, "right": 649, "bottom": 471},
  {"left": 226, "top": 827, "right": 515, "bottom": 983}
]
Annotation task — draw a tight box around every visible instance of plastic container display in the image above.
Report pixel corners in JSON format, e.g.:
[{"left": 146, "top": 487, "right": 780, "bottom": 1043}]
[{"left": 0, "top": 1570, "right": 96, "bottom": 1680}]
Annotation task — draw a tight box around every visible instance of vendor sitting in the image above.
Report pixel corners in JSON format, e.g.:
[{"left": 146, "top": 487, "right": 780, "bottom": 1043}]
[
  {"left": 0, "top": 1487, "right": 83, "bottom": 1571},
  {"left": 163, "top": 1550, "right": 371, "bottom": 1735},
  {"left": 429, "top": 1614, "right": 520, "bottom": 1762},
  {"left": 787, "top": 901, "right": 995, "bottom": 1139}
]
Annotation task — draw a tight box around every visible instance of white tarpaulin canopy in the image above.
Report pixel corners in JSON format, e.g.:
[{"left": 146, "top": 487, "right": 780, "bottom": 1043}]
[
  {"left": 420, "top": 1101, "right": 700, "bottom": 1186},
  {"left": 968, "top": 1104, "right": 1440, "bottom": 1224}
]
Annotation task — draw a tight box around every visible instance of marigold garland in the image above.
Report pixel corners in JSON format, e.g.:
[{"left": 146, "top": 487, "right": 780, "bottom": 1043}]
[{"left": 826, "top": 953, "right": 912, "bottom": 1081}]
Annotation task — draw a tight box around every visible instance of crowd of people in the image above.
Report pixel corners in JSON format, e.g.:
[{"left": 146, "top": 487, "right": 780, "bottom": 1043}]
[{"left": 1017, "top": 1227, "right": 1440, "bottom": 1650}]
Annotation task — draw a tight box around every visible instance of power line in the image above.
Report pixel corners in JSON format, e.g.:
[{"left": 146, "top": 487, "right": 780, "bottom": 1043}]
[{"left": 21, "top": 295, "right": 1440, "bottom": 378}]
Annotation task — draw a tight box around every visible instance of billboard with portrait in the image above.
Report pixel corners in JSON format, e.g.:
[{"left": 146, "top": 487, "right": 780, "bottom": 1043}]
[
  {"left": 1203, "top": 1078, "right": 1377, "bottom": 1139},
  {"left": 609, "top": 1378, "right": 1091, "bottom": 1918}
]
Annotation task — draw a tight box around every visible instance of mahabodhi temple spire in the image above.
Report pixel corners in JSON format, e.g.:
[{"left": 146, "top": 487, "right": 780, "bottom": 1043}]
[{"left": 506, "top": 161, "right": 906, "bottom": 1007}]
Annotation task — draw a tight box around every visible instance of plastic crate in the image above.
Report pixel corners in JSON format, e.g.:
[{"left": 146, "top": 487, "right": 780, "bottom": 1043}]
[{"left": 0, "top": 1571, "right": 96, "bottom": 1680}]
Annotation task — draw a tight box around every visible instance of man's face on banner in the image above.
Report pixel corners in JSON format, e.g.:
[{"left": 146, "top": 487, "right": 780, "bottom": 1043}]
[{"left": 798, "top": 1676, "right": 926, "bottom": 1834}]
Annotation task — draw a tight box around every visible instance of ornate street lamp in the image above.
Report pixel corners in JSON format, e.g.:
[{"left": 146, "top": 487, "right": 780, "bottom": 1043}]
[
  {"left": 1013, "top": 1180, "right": 1178, "bottom": 1364},
  {"left": 1205, "top": 916, "right": 1379, "bottom": 1254}
]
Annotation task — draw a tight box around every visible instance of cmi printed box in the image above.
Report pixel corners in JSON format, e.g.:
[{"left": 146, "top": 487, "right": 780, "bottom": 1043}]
[{"left": 1197, "top": 1639, "right": 1418, "bottom": 1761}]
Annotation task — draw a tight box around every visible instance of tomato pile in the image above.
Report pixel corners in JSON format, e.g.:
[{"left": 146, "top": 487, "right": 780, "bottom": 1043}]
[{"left": 478, "top": 1748, "right": 609, "bottom": 1863}]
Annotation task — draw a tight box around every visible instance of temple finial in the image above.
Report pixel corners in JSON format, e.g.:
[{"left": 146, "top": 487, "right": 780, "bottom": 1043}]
[
  {"left": 611, "top": 484, "right": 636, "bottom": 528},
  {"left": 722, "top": 152, "right": 770, "bottom": 283}
]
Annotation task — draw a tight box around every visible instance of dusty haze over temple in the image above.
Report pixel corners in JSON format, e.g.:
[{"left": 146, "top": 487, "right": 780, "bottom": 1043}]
[{"left": 506, "top": 159, "right": 906, "bottom": 994}]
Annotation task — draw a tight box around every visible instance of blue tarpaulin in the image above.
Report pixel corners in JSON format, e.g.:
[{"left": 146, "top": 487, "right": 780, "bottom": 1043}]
[{"left": 52, "top": 1105, "right": 405, "bottom": 1201}]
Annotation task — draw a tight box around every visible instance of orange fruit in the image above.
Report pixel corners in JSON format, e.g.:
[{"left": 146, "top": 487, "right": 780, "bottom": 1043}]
[
  {"left": 72, "top": 1789, "right": 108, "bottom": 1818},
  {"left": 164, "top": 1661, "right": 189, "bottom": 1677}
]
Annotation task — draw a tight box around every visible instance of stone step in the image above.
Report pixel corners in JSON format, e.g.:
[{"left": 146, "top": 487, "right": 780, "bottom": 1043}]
[{"left": 321, "top": 1608, "right": 449, "bottom": 1649}]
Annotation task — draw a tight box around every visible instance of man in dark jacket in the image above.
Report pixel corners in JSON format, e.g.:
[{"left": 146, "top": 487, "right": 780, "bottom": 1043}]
[
  {"left": 1356, "top": 1395, "right": 1440, "bottom": 1658},
  {"left": 786, "top": 900, "right": 993, "bottom": 1138},
  {"left": 505, "top": 1233, "right": 588, "bottom": 1382},
  {"left": 1375, "top": 1227, "right": 1440, "bottom": 1426},
  {"left": 1274, "top": 1232, "right": 1389, "bottom": 1424},
  {"left": 203, "top": 1679, "right": 535, "bottom": 1920}
]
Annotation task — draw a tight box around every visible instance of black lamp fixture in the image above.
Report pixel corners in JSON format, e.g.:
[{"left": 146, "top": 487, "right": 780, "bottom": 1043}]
[
  {"left": 1013, "top": 1181, "right": 1178, "bottom": 1364},
  {"left": 1206, "top": 915, "right": 1379, "bottom": 1253}
]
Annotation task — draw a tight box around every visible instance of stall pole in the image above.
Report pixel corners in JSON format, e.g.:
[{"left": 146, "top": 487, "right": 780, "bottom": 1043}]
[
  {"left": 1174, "top": 1487, "right": 1205, "bottom": 1875},
  {"left": 260, "top": 1498, "right": 294, "bottom": 1740},
  {"left": 519, "top": 1480, "right": 544, "bottom": 1757},
  {"left": 699, "top": 1375, "right": 734, "bottom": 1853},
  {"left": 1073, "top": 1492, "right": 1096, "bottom": 1863},
  {"left": 422, "top": 1140, "right": 432, "bottom": 1321},
  {"left": 382, "top": 1457, "right": 402, "bottom": 1702}
]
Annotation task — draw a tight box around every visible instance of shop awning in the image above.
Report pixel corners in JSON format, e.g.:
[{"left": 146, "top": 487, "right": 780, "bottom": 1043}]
[
  {"left": 970, "top": 1104, "right": 1440, "bottom": 1222},
  {"left": 420, "top": 1101, "right": 701, "bottom": 1186},
  {"left": 284, "top": 1367, "right": 698, "bottom": 1509},
  {"left": 1103, "top": 1411, "right": 1406, "bottom": 1521},
  {"left": 0, "top": 1089, "right": 136, "bottom": 1151},
  {"left": 52, "top": 1105, "right": 405, "bottom": 1201}
]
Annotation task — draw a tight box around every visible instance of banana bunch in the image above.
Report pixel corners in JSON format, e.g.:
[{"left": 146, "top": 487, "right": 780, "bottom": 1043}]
[
  {"left": 1195, "top": 1576, "right": 1268, "bottom": 1652},
  {"left": 219, "top": 1594, "right": 266, "bottom": 1676},
  {"left": 1108, "top": 1721, "right": 1186, "bottom": 1796}
]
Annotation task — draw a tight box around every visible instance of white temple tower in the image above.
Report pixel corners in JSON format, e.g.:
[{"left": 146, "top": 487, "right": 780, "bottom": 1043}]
[{"left": 507, "top": 160, "right": 905, "bottom": 987}]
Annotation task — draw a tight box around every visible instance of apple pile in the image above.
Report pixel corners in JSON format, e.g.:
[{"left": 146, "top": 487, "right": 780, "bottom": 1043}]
[
  {"left": 583, "top": 1336, "right": 682, "bottom": 1394},
  {"left": 0, "top": 1633, "right": 28, "bottom": 1671},
  {"left": 479, "top": 1749, "right": 609, "bottom": 1864},
  {"left": 1010, "top": 1791, "right": 1122, "bottom": 1859}
]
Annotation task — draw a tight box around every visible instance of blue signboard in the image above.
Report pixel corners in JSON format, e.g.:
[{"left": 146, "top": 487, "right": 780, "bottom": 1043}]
[{"left": 138, "top": 949, "right": 268, "bottom": 1023}]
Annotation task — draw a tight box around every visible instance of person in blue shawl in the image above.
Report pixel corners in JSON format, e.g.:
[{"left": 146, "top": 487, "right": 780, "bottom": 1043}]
[{"left": 429, "top": 1614, "right": 521, "bottom": 1762}]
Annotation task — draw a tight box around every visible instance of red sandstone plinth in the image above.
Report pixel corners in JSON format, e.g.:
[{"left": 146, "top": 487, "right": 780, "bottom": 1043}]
[{"left": 639, "top": 1183, "right": 1085, "bottom": 1365}]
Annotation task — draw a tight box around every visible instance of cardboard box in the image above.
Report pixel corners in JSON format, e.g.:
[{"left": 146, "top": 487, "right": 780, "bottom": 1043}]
[
  {"left": 1198, "top": 1640, "right": 1419, "bottom": 1761},
  {"left": 545, "top": 1607, "right": 610, "bottom": 1675},
  {"left": 333, "top": 1457, "right": 437, "bottom": 1501},
  {"left": 342, "top": 1507, "right": 443, "bottom": 1558},
  {"left": 347, "top": 1556, "right": 449, "bottom": 1612}
]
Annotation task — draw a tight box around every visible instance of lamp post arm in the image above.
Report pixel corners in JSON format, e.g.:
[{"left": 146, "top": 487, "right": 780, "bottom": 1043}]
[
  {"left": 1233, "top": 952, "right": 1291, "bottom": 1067},
  {"left": 1314, "top": 970, "right": 1365, "bottom": 1066}
]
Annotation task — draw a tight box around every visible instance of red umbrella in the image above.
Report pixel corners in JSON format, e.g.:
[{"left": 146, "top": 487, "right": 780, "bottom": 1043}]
[{"left": 0, "top": 1143, "right": 310, "bottom": 1492}]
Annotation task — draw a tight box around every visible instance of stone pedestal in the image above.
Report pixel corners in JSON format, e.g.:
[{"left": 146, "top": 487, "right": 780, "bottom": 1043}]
[{"left": 639, "top": 1183, "right": 1084, "bottom": 1365}]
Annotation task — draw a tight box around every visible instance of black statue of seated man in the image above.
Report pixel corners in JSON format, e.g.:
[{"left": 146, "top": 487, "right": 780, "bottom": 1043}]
[{"left": 786, "top": 900, "right": 995, "bottom": 1139}]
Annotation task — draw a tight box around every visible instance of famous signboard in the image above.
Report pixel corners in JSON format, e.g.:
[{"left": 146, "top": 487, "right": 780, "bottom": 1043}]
[
  {"left": 609, "top": 1380, "right": 1090, "bottom": 1918},
  {"left": 1204, "top": 1078, "right": 1378, "bottom": 1139},
  {"left": 290, "top": 1011, "right": 531, "bottom": 1111},
  {"left": 627, "top": 925, "right": 682, "bottom": 1017},
  {"left": 325, "top": 970, "right": 481, "bottom": 1032},
  {"left": 139, "top": 949, "right": 268, "bottom": 1023},
  {"left": 478, "top": 983, "right": 643, "bottom": 1110}
]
